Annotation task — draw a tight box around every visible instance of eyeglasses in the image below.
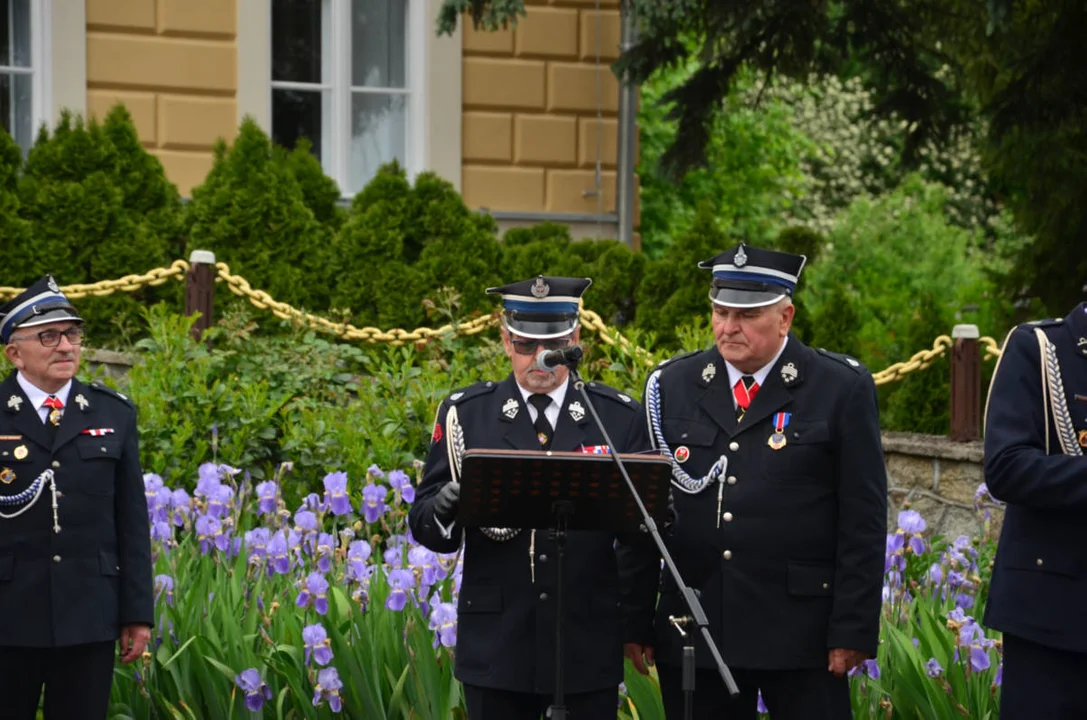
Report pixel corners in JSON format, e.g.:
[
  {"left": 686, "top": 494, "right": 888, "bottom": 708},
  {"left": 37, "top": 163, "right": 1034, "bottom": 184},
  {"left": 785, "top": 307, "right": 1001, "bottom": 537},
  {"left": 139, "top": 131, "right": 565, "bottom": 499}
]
[
  {"left": 510, "top": 337, "right": 571, "bottom": 356},
  {"left": 11, "top": 327, "right": 86, "bottom": 347}
]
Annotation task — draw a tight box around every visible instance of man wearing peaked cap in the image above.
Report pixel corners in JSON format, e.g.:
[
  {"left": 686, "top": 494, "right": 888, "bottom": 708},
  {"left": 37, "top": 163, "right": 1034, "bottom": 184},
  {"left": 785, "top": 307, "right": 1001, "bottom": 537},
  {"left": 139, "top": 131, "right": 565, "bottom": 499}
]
[
  {"left": 0, "top": 276, "right": 153, "bottom": 719},
  {"left": 619, "top": 244, "right": 887, "bottom": 719},
  {"left": 409, "top": 275, "right": 660, "bottom": 719}
]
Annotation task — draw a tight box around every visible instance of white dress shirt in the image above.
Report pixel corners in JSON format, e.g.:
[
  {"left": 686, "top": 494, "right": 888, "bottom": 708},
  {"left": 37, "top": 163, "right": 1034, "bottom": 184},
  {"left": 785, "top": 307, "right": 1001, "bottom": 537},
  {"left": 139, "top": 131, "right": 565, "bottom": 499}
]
[
  {"left": 724, "top": 336, "right": 789, "bottom": 407},
  {"left": 16, "top": 373, "right": 72, "bottom": 424}
]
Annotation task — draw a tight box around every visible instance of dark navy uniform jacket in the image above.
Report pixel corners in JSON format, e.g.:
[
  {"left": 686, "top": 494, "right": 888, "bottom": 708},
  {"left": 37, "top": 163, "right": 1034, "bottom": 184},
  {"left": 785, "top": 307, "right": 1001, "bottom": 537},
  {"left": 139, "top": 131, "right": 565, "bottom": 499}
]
[
  {"left": 620, "top": 336, "right": 887, "bottom": 671},
  {"left": 0, "top": 372, "right": 153, "bottom": 647},
  {"left": 408, "top": 373, "right": 652, "bottom": 695},
  {"left": 983, "top": 302, "right": 1087, "bottom": 653}
]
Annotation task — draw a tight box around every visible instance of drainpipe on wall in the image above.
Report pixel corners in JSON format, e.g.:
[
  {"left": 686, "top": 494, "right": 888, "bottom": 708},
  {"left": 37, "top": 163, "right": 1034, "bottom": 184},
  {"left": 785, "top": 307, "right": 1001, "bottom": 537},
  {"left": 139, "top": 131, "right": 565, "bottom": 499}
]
[{"left": 616, "top": 0, "right": 639, "bottom": 249}]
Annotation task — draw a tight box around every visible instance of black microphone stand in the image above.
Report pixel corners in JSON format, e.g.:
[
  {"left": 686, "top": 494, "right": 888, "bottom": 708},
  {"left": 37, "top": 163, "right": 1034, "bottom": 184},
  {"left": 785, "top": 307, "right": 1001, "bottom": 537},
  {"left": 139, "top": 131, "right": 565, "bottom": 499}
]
[{"left": 543, "top": 359, "right": 739, "bottom": 720}]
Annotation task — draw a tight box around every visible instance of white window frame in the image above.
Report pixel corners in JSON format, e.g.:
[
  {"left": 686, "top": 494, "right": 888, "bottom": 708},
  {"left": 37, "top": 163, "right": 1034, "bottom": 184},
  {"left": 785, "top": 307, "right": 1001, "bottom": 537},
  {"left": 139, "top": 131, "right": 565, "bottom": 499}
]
[
  {"left": 0, "top": 0, "right": 51, "bottom": 155},
  {"left": 269, "top": 0, "right": 428, "bottom": 196}
]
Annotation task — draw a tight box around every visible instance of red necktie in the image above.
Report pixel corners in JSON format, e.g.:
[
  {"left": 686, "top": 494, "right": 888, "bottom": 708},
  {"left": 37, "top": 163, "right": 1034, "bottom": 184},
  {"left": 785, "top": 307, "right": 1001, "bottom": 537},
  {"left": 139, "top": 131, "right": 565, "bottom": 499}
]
[
  {"left": 44, "top": 396, "right": 64, "bottom": 426},
  {"left": 733, "top": 376, "right": 759, "bottom": 419}
]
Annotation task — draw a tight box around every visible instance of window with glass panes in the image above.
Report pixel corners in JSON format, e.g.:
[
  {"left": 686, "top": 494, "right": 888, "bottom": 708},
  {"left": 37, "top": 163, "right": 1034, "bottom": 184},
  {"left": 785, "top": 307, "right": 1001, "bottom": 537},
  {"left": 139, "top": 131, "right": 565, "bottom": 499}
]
[
  {"left": 0, "top": 0, "right": 40, "bottom": 155},
  {"left": 271, "top": 0, "right": 415, "bottom": 196}
]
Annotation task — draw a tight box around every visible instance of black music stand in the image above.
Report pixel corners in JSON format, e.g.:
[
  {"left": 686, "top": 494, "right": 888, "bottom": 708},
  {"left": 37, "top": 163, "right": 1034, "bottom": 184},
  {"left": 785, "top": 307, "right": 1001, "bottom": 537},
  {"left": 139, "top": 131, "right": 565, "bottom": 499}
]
[{"left": 458, "top": 448, "right": 673, "bottom": 720}]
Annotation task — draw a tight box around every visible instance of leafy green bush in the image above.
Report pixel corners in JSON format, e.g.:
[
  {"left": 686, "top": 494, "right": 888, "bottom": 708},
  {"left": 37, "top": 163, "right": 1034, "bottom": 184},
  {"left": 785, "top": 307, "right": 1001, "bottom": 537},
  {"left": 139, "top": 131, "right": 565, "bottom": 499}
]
[{"left": 8, "top": 106, "right": 183, "bottom": 346}]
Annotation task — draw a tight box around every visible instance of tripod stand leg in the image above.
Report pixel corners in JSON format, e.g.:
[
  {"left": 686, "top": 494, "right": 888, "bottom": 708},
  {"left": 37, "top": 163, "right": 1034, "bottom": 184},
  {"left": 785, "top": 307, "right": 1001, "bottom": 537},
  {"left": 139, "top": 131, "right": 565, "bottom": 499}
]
[{"left": 548, "top": 503, "right": 571, "bottom": 720}]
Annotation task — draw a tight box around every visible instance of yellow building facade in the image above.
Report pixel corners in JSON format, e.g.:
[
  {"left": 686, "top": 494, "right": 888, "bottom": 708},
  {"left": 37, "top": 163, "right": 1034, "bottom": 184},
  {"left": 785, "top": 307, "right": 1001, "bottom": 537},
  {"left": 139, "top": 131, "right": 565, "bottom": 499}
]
[{"left": 5, "top": 0, "right": 636, "bottom": 241}]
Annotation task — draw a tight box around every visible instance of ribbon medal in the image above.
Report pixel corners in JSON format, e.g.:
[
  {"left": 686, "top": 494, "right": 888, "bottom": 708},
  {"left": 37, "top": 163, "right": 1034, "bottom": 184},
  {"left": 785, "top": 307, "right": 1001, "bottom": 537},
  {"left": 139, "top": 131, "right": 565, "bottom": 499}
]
[{"left": 768, "top": 412, "right": 791, "bottom": 450}]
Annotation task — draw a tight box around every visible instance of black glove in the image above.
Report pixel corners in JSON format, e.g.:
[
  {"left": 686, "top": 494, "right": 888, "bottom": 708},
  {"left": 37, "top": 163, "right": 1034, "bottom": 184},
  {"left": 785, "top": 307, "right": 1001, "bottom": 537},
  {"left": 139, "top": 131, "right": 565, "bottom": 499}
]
[{"left": 433, "top": 482, "right": 460, "bottom": 524}]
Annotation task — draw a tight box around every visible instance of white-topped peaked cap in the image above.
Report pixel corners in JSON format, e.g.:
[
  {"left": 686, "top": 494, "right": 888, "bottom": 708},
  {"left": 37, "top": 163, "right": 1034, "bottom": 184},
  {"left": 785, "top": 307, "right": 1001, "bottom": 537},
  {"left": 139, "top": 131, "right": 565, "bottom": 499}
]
[
  {"left": 698, "top": 243, "right": 807, "bottom": 308},
  {"left": 485, "top": 275, "right": 592, "bottom": 339}
]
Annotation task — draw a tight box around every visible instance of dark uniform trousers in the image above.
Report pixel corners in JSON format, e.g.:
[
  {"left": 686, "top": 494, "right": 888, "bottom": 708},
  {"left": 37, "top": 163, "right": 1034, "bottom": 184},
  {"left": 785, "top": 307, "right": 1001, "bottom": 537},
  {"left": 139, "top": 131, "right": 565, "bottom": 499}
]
[
  {"left": 0, "top": 373, "right": 154, "bottom": 720},
  {"left": 981, "top": 304, "right": 1087, "bottom": 720},
  {"left": 409, "top": 374, "right": 654, "bottom": 720},
  {"left": 619, "top": 338, "right": 886, "bottom": 720}
]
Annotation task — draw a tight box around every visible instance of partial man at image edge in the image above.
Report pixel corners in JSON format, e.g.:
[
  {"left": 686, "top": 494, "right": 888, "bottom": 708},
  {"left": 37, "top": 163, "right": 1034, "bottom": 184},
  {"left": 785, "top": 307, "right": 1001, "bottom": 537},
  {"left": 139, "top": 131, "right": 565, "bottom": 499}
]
[
  {"left": 0, "top": 276, "right": 154, "bottom": 720},
  {"left": 619, "top": 243, "right": 887, "bottom": 720},
  {"left": 408, "top": 274, "right": 667, "bottom": 720},
  {"left": 981, "top": 296, "right": 1087, "bottom": 719}
]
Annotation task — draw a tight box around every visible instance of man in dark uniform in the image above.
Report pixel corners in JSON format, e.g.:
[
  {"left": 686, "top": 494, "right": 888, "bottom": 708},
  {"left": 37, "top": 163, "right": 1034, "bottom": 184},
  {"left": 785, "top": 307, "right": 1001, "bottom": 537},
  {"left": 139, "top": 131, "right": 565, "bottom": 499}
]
[
  {"left": 620, "top": 244, "right": 887, "bottom": 719},
  {"left": 982, "top": 299, "right": 1087, "bottom": 719},
  {"left": 0, "top": 276, "right": 153, "bottom": 719},
  {"left": 409, "top": 275, "right": 653, "bottom": 719}
]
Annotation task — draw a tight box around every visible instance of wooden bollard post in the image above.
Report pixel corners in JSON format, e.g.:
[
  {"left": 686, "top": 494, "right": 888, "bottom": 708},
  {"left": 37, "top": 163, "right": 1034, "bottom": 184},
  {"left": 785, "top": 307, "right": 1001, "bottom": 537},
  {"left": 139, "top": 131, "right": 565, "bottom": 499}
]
[
  {"left": 949, "top": 323, "right": 980, "bottom": 441},
  {"left": 185, "top": 250, "right": 216, "bottom": 344}
]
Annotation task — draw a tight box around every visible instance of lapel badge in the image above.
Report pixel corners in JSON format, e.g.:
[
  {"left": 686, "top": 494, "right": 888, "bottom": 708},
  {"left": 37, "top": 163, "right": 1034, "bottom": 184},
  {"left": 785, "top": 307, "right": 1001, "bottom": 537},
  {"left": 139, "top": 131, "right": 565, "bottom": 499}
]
[
  {"left": 674, "top": 446, "right": 690, "bottom": 464},
  {"left": 502, "top": 398, "right": 519, "bottom": 419},
  {"left": 531, "top": 275, "right": 550, "bottom": 299},
  {"left": 537, "top": 432, "right": 549, "bottom": 446},
  {"left": 1079, "top": 429, "right": 1087, "bottom": 449},
  {"left": 74, "top": 394, "right": 89, "bottom": 410},
  {"left": 13, "top": 445, "right": 28, "bottom": 460},
  {"left": 780, "top": 362, "right": 799, "bottom": 386},
  {"left": 734, "top": 244, "right": 748, "bottom": 268},
  {"left": 569, "top": 401, "right": 586, "bottom": 422},
  {"left": 0, "top": 468, "right": 13, "bottom": 485},
  {"left": 6, "top": 395, "right": 22, "bottom": 412},
  {"left": 701, "top": 363, "right": 716, "bottom": 383}
]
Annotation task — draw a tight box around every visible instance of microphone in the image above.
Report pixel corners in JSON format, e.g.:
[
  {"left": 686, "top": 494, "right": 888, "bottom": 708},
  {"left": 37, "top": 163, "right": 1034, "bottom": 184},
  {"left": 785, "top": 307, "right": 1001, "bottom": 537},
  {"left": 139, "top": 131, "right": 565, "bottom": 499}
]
[{"left": 535, "top": 345, "right": 583, "bottom": 372}]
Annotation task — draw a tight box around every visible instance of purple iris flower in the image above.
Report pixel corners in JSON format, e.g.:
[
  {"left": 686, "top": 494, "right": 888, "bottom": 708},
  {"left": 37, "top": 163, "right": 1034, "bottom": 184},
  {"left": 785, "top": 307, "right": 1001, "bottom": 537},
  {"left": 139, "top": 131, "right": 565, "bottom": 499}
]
[
  {"left": 235, "top": 668, "right": 272, "bottom": 712},
  {"left": 860, "top": 659, "right": 880, "bottom": 678},
  {"left": 316, "top": 533, "right": 336, "bottom": 573},
  {"left": 169, "top": 488, "right": 191, "bottom": 526},
  {"left": 409, "top": 545, "right": 440, "bottom": 596},
  {"left": 362, "top": 484, "right": 387, "bottom": 524},
  {"left": 925, "top": 658, "right": 943, "bottom": 677},
  {"left": 428, "top": 602, "right": 458, "bottom": 648},
  {"left": 206, "top": 484, "right": 234, "bottom": 519},
  {"left": 313, "top": 667, "right": 344, "bottom": 713},
  {"left": 256, "top": 481, "right": 279, "bottom": 515},
  {"left": 385, "top": 568, "right": 415, "bottom": 611},
  {"left": 388, "top": 470, "right": 414, "bottom": 503},
  {"left": 927, "top": 563, "right": 943, "bottom": 586},
  {"left": 323, "top": 472, "right": 352, "bottom": 516},
  {"left": 300, "top": 493, "right": 325, "bottom": 512},
  {"left": 297, "top": 572, "right": 331, "bottom": 615},
  {"left": 346, "top": 541, "right": 373, "bottom": 584},
  {"left": 195, "top": 514, "right": 222, "bottom": 555},
  {"left": 196, "top": 463, "right": 221, "bottom": 498},
  {"left": 367, "top": 464, "right": 386, "bottom": 480},
  {"left": 896, "top": 510, "right": 927, "bottom": 555},
  {"left": 144, "top": 473, "right": 164, "bottom": 500},
  {"left": 302, "top": 623, "right": 334, "bottom": 666},
  {"left": 245, "top": 528, "right": 271, "bottom": 562},
  {"left": 154, "top": 574, "right": 174, "bottom": 606},
  {"left": 151, "top": 520, "right": 172, "bottom": 543},
  {"left": 268, "top": 530, "right": 291, "bottom": 575},
  {"left": 757, "top": 689, "right": 768, "bottom": 714},
  {"left": 294, "top": 510, "right": 318, "bottom": 534}
]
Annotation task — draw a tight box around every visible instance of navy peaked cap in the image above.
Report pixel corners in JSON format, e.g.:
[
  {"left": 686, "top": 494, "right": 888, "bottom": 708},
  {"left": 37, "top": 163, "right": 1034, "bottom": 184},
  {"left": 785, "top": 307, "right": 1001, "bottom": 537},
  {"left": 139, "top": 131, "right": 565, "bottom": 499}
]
[
  {"left": 0, "top": 275, "right": 84, "bottom": 344},
  {"left": 698, "top": 243, "right": 807, "bottom": 308},
  {"left": 486, "top": 275, "right": 592, "bottom": 339}
]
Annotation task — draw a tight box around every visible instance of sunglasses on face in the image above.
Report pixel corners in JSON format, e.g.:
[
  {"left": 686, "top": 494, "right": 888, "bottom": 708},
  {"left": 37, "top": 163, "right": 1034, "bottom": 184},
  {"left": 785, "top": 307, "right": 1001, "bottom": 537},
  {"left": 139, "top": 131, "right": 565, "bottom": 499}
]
[{"left": 510, "top": 337, "right": 572, "bottom": 356}]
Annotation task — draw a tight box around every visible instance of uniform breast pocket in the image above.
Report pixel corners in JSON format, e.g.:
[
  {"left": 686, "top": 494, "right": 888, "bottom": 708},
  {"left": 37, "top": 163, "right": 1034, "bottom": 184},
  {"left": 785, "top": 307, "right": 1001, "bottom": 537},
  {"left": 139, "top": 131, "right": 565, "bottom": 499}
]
[
  {"left": 662, "top": 418, "right": 718, "bottom": 459},
  {"left": 75, "top": 439, "right": 122, "bottom": 495},
  {"left": 0, "top": 439, "right": 33, "bottom": 465},
  {"left": 766, "top": 420, "right": 833, "bottom": 480}
]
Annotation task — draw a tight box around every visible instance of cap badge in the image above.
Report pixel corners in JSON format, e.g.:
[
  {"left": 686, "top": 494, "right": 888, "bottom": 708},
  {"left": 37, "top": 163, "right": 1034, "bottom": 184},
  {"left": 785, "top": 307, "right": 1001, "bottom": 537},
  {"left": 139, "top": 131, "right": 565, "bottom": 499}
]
[
  {"left": 780, "top": 362, "right": 798, "bottom": 386},
  {"left": 701, "top": 363, "right": 716, "bottom": 383},
  {"left": 502, "top": 398, "right": 520, "bottom": 419},
  {"left": 6, "top": 396, "right": 21, "bottom": 412},
  {"left": 47, "top": 276, "right": 59, "bottom": 292},
  {"left": 531, "top": 276, "right": 550, "bottom": 299},
  {"left": 569, "top": 401, "right": 586, "bottom": 422},
  {"left": 674, "top": 446, "right": 690, "bottom": 464},
  {"left": 734, "top": 246, "right": 748, "bottom": 268}
]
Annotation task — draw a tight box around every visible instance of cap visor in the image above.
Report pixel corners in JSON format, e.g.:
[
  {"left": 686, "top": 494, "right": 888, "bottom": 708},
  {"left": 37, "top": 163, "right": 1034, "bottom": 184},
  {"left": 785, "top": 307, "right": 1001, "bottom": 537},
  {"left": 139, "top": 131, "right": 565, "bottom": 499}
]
[
  {"left": 13, "top": 309, "right": 84, "bottom": 331},
  {"left": 503, "top": 318, "right": 578, "bottom": 339},
  {"left": 709, "top": 288, "right": 786, "bottom": 309}
]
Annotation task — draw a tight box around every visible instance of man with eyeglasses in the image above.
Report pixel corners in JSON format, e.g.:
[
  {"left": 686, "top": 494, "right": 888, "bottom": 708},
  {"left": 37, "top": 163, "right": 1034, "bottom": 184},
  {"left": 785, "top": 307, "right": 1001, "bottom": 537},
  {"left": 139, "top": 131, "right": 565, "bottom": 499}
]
[
  {"left": 409, "top": 275, "right": 660, "bottom": 719},
  {"left": 0, "top": 276, "right": 153, "bottom": 719}
]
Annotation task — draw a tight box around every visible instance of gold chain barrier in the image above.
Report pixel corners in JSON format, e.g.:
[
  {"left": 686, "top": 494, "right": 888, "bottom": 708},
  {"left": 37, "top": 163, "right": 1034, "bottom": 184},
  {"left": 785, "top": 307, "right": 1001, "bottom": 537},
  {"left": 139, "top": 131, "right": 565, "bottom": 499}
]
[{"left": 0, "top": 260, "right": 1005, "bottom": 377}]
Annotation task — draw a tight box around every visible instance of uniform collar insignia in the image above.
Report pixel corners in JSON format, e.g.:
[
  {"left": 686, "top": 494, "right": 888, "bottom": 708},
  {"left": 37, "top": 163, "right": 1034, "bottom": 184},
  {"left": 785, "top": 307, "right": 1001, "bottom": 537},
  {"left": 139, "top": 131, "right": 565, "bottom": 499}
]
[
  {"left": 502, "top": 398, "right": 519, "bottom": 420},
  {"left": 74, "top": 393, "right": 89, "bottom": 411},
  {"left": 780, "top": 362, "right": 799, "bottom": 386},
  {"left": 6, "top": 395, "right": 22, "bottom": 413},
  {"left": 701, "top": 362, "right": 717, "bottom": 384},
  {"left": 568, "top": 400, "right": 586, "bottom": 422}
]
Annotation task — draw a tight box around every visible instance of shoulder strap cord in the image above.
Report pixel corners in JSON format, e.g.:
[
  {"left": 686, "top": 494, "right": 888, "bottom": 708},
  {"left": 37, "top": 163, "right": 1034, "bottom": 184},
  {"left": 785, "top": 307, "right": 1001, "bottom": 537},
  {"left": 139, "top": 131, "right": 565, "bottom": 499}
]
[
  {"left": 645, "top": 369, "right": 728, "bottom": 495},
  {"left": 1034, "top": 328, "right": 1083, "bottom": 457}
]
